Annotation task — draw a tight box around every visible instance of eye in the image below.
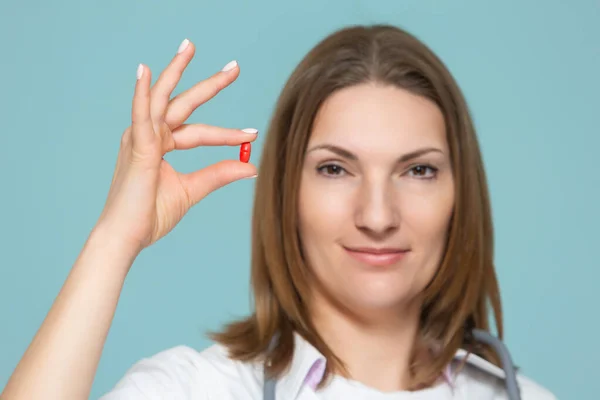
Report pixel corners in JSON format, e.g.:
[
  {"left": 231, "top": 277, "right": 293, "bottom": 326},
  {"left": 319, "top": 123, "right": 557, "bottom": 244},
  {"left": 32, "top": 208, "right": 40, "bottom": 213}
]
[
  {"left": 407, "top": 164, "right": 438, "bottom": 179},
  {"left": 317, "top": 163, "right": 347, "bottom": 177}
]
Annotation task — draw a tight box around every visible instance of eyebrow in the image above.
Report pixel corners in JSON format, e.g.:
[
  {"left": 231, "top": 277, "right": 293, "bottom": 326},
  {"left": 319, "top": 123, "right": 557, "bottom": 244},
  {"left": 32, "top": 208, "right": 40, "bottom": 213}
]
[{"left": 306, "top": 144, "right": 444, "bottom": 164}]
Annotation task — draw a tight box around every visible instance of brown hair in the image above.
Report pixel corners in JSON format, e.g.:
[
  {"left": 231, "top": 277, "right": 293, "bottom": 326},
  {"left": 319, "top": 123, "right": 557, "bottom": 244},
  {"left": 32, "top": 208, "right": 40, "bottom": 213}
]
[{"left": 210, "top": 24, "right": 502, "bottom": 390}]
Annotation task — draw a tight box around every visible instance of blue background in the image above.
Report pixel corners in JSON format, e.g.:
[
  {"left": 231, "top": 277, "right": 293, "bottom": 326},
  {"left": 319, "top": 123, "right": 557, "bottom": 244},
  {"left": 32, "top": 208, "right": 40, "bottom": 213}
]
[{"left": 0, "top": 1, "right": 598, "bottom": 398}]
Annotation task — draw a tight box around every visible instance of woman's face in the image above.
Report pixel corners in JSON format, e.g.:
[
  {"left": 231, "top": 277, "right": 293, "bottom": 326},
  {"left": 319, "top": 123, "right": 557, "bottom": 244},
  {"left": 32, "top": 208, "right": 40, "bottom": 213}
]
[{"left": 298, "top": 83, "right": 454, "bottom": 317}]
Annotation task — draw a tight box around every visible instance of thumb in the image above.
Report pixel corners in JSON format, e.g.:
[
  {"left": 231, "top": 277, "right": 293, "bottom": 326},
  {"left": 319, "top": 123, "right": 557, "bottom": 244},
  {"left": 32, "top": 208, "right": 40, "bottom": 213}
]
[{"left": 180, "top": 160, "right": 258, "bottom": 206}]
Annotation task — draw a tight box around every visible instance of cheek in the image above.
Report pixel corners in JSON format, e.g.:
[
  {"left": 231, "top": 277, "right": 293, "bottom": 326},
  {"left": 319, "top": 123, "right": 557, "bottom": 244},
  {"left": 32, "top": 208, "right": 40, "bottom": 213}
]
[
  {"left": 399, "top": 181, "right": 454, "bottom": 285},
  {"left": 298, "top": 181, "right": 334, "bottom": 266},
  {"left": 400, "top": 180, "right": 454, "bottom": 239},
  {"left": 298, "top": 174, "right": 358, "bottom": 285},
  {"left": 298, "top": 175, "right": 354, "bottom": 240}
]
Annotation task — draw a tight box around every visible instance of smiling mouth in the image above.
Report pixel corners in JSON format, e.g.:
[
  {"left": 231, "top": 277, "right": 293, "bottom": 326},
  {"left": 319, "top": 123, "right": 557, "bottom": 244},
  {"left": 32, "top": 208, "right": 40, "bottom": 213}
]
[{"left": 343, "top": 246, "right": 410, "bottom": 267}]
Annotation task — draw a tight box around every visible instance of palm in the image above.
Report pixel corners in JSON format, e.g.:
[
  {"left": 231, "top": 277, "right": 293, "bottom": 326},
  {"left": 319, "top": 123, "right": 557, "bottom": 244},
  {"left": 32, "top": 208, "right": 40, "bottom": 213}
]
[{"left": 151, "top": 159, "right": 191, "bottom": 245}]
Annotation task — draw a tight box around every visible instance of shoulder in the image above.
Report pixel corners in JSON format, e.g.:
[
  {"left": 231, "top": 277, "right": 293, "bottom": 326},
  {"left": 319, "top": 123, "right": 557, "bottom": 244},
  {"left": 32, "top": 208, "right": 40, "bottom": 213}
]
[
  {"left": 100, "top": 344, "right": 264, "bottom": 399},
  {"left": 452, "top": 350, "right": 557, "bottom": 399}
]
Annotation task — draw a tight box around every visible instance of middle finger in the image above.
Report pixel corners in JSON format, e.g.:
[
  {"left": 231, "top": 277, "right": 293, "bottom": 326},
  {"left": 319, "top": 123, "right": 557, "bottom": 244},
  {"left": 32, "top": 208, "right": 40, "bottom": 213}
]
[{"left": 150, "top": 39, "right": 196, "bottom": 121}]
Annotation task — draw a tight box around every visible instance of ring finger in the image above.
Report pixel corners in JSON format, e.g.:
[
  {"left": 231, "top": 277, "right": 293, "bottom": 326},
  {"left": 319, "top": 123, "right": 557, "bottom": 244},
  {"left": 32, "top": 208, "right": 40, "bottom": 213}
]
[{"left": 164, "top": 60, "right": 240, "bottom": 129}]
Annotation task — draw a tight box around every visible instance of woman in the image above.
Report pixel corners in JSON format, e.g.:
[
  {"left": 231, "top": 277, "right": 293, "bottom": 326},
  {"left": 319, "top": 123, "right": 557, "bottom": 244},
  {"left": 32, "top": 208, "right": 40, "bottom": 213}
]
[{"left": 1, "top": 25, "right": 556, "bottom": 399}]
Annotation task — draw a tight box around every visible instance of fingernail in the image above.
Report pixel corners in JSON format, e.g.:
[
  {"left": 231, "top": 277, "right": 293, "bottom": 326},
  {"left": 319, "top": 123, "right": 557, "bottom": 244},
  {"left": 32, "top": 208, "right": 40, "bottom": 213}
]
[
  {"left": 242, "top": 128, "right": 258, "bottom": 134},
  {"left": 221, "top": 60, "right": 238, "bottom": 72},
  {"left": 244, "top": 174, "right": 258, "bottom": 179},
  {"left": 137, "top": 64, "right": 144, "bottom": 80},
  {"left": 177, "top": 39, "right": 190, "bottom": 54}
]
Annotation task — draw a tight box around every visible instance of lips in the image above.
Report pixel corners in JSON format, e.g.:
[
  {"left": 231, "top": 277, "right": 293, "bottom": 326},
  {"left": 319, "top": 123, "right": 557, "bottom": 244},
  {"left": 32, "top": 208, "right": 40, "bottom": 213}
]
[{"left": 343, "top": 246, "right": 409, "bottom": 267}]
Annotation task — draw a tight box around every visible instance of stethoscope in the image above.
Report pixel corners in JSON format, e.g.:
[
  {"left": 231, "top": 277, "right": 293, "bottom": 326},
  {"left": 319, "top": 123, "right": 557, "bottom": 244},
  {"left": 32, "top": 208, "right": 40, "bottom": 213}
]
[{"left": 262, "top": 329, "right": 521, "bottom": 400}]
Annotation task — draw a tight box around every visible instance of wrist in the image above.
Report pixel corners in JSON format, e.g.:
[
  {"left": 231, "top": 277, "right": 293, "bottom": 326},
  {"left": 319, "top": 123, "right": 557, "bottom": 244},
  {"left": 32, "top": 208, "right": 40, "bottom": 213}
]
[{"left": 86, "top": 224, "right": 142, "bottom": 271}]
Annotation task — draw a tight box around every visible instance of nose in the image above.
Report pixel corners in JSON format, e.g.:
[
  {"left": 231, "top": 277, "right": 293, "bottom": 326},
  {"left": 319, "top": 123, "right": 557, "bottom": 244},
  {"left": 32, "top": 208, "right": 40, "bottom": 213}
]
[{"left": 354, "top": 178, "right": 400, "bottom": 237}]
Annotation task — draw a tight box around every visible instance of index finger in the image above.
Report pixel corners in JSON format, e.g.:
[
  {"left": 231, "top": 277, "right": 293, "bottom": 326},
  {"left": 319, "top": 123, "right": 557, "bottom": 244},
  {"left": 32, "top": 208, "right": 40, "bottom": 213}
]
[{"left": 171, "top": 124, "right": 259, "bottom": 150}]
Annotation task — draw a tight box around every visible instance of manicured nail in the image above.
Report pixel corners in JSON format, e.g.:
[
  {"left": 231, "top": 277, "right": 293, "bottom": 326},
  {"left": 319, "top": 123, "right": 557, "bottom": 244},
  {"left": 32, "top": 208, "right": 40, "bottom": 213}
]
[
  {"left": 221, "top": 60, "right": 238, "bottom": 72},
  {"left": 242, "top": 128, "right": 258, "bottom": 134},
  {"left": 244, "top": 174, "right": 258, "bottom": 179},
  {"left": 177, "top": 39, "right": 190, "bottom": 54},
  {"left": 137, "top": 64, "right": 144, "bottom": 80}
]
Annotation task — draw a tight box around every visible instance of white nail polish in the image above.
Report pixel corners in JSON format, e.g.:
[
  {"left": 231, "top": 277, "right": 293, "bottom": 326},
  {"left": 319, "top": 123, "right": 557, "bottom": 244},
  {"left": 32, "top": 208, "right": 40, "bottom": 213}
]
[
  {"left": 137, "top": 64, "right": 144, "bottom": 80},
  {"left": 177, "top": 39, "right": 190, "bottom": 54},
  {"left": 244, "top": 174, "right": 258, "bottom": 179},
  {"left": 242, "top": 128, "right": 258, "bottom": 134},
  {"left": 221, "top": 60, "right": 238, "bottom": 72}
]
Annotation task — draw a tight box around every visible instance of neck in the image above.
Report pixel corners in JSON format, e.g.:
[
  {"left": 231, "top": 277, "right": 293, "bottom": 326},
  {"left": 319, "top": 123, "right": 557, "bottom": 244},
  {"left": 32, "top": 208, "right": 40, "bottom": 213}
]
[{"left": 309, "top": 292, "right": 422, "bottom": 392}]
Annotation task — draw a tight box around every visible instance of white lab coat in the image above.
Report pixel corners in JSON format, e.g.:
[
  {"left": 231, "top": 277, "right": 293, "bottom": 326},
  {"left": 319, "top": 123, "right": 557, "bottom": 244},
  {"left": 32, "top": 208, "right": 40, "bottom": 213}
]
[{"left": 100, "top": 332, "right": 556, "bottom": 399}]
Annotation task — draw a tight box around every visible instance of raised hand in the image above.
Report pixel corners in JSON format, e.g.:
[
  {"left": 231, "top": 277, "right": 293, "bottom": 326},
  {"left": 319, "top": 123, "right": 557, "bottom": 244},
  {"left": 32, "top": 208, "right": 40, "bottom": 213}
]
[{"left": 96, "top": 39, "right": 258, "bottom": 253}]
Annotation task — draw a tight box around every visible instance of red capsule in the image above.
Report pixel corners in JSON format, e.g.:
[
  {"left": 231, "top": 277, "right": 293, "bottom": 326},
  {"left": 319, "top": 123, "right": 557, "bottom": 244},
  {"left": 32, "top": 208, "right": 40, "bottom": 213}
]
[{"left": 240, "top": 142, "right": 251, "bottom": 163}]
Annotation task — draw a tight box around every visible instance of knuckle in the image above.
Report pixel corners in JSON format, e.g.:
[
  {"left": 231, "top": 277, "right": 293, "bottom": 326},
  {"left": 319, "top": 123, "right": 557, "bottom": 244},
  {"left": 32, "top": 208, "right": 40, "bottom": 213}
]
[
  {"left": 163, "top": 136, "right": 176, "bottom": 153},
  {"left": 181, "top": 104, "right": 195, "bottom": 120},
  {"left": 227, "top": 133, "right": 242, "bottom": 145},
  {"left": 120, "top": 128, "right": 132, "bottom": 147},
  {"left": 137, "top": 87, "right": 151, "bottom": 100},
  {"left": 132, "top": 113, "right": 150, "bottom": 126},
  {"left": 221, "top": 160, "right": 239, "bottom": 176},
  {"left": 207, "top": 79, "right": 224, "bottom": 97},
  {"left": 151, "top": 83, "right": 170, "bottom": 99},
  {"left": 130, "top": 143, "right": 160, "bottom": 165},
  {"left": 156, "top": 68, "right": 169, "bottom": 83},
  {"left": 170, "top": 91, "right": 182, "bottom": 103}
]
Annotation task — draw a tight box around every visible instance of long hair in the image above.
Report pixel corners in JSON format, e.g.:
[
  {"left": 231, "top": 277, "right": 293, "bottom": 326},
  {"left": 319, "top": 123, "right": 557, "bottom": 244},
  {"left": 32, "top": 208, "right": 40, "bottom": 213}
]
[{"left": 210, "top": 24, "right": 502, "bottom": 390}]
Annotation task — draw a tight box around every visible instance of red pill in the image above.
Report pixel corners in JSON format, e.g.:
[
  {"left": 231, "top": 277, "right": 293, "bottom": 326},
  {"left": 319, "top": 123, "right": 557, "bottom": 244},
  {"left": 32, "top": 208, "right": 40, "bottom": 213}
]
[{"left": 240, "top": 142, "right": 251, "bottom": 163}]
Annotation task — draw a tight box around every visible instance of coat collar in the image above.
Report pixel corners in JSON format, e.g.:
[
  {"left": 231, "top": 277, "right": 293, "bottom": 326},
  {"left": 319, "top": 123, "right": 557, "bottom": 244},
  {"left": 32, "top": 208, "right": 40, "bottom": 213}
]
[
  {"left": 276, "top": 332, "right": 327, "bottom": 399},
  {"left": 276, "top": 332, "right": 507, "bottom": 398}
]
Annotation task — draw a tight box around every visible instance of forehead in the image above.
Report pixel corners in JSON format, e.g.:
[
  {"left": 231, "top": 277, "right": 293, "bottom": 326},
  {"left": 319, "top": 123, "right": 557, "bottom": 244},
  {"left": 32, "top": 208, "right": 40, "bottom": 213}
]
[{"left": 309, "top": 83, "right": 447, "bottom": 153}]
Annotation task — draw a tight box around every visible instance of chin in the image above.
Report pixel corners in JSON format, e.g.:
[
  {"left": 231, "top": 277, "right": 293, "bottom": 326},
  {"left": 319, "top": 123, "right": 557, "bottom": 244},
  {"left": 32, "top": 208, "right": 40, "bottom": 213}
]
[{"left": 342, "top": 283, "right": 414, "bottom": 313}]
